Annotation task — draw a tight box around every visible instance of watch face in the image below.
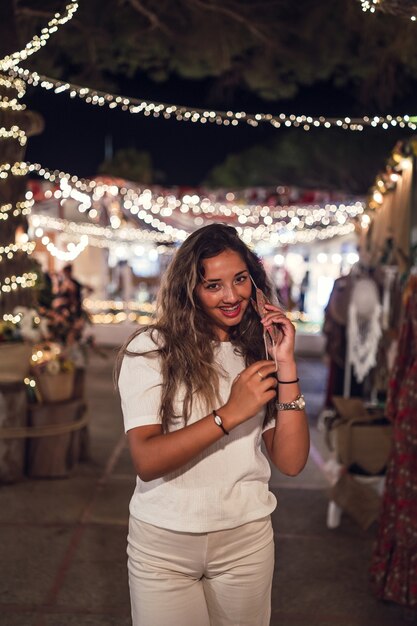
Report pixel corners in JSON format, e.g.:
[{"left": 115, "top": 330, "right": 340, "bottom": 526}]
[{"left": 298, "top": 395, "right": 306, "bottom": 409}]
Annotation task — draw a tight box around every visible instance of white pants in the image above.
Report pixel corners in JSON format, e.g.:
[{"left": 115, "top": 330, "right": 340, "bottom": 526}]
[{"left": 127, "top": 515, "right": 274, "bottom": 626}]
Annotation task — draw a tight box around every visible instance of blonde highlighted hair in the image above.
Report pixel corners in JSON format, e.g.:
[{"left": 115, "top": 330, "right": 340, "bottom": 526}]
[{"left": 115, "top": 223, "right": 277, "bottom": 431}]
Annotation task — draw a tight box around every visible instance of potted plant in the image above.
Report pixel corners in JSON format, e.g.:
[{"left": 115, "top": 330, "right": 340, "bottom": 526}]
[
  {"left": 31, "top": 346, "right": 75, "bottom": 403},
  {"left": 0, "top": 310, "right": 39, "bottom": 383}
]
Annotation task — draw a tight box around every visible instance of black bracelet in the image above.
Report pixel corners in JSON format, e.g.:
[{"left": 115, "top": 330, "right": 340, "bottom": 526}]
[{"left": 277, "top": 377, "right": 299, "bottom": 384}]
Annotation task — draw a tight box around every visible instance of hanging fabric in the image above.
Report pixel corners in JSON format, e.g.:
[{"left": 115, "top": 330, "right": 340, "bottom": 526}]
[
  {"left": 369, "top": 286, "right": 417, "bottom": 607},
  {"left": 347, "top": 277, "right": 382, "bottom": 384}
]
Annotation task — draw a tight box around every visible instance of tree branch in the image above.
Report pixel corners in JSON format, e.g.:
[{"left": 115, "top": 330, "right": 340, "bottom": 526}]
[
  {"left": 14, "top": 6, "right": 56, "bottom": 20},
  {"left": 184, "top": 0, "right": 272, "bottom": 47},
  {"left": 121, "top": 0, "right": 172, "bottom": 35}
]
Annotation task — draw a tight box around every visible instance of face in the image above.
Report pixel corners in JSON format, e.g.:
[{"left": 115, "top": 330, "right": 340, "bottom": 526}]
[{"left": 195, "top": 249, "right": 252, "bottom": 341}]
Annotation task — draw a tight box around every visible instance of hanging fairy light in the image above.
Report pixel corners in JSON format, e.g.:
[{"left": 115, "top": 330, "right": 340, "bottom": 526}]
[
  {"left": 0, "top": 196, "right": 33, "bottom": 221},
  {"left": 359, "top": 0, "right": 380, "bottom": 12},
  {"left": 0, "top": 73, "right": 26, "bottom": 99},
  {"left": 0, "top": 125, "right": 27, "bottom": 146},
  {"left": 29, "top": 214, "right": 185, "bottom": 245},
  {"left": 35, "top": 233, "right": 89, "bottom": 261},
  {"left": 0, "top": 97, "right": 26, "bottom": 112},
  {"left": 29, "top": 209, "right": 356, "bottom": 248},
  {"left": 28, "top": 162, "right": 365, "bottom": 246},
  {"left": 82, "top": 299, "right": 154, "bottom": 325},
  {"left": 9, "top": 67, "right": 417, "bottom": 132},
  {"left": 366, "top": 139, "right": 415, "bottom": 212},
  {"left": 0, "top": 0, "right": 69, "bottom": 315},
  {"left": 0, "top": 161, "right": 30, "bottom": 179},
  {"left": 29, "top": 161, "right": 364, "bottom": 225},
  {"left": 0, "top": 2, "right": 78, "bottom": 72},
  {"left": 0, "top": 272, "right": 38, "bottom": 297},
  {"left": 0, "top": 240, "right": 35, "bottom": 263},
  {"left": 359, "top": 0, "right": 417, "bottom": 20}
]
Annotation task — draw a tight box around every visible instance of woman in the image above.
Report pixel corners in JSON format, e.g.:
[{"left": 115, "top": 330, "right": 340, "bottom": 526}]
[{"left": 117, "top": 223, "right": 309, "bottom": 626}]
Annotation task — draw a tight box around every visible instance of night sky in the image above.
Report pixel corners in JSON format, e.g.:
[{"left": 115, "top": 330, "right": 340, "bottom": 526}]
[
  {"left": 24, "top": 71, "right": 409, "bottom": 188},
  {"left": 25, "top": 76, "right": 279, "bottom": 186},
  {"left": 22, "top": 30, "right": 417, "bottom": 191}
]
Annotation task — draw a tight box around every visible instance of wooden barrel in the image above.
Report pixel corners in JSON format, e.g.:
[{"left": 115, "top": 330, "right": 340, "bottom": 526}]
[{"left": 27, "top": 399, "right": 85, "bottom": 478}]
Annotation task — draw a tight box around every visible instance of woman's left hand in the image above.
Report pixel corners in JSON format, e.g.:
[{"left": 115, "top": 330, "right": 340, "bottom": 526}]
[{"left": 261, "top": 303, "right": 296, "bottom": 365}]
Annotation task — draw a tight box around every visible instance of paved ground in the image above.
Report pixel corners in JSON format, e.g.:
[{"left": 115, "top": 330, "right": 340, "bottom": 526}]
[{"left": 0, "top": 348, "right": 415, "bottom": 626}]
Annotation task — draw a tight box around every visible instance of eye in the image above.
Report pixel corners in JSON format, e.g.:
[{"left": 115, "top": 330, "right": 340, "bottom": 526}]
[
  {"left": 234, "top": 274, "right": 248, "bottom": 284},
  {"left": 205, "top": 283, "right": 220, "bottom": 291}
]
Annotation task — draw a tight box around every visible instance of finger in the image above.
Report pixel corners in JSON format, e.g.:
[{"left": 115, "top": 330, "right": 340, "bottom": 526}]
[
  {"left": 253, "top": 364, "right": 278, "bottom": 380},
  {"left": 263, "top": 317, "right": 294, "bottom": 332},
  {"left": 261, "top": 308, "right": 288, "bottom": 318},
  {"left": 262, "top": 317, "right": 286, "bottom": 328},
  {"left": 257, "top": 363, "right": 278, "bottom": 377},
  {"left": 264, "top": 303, "right": 285, "bottom": 312},
  {"left": 261, "top": 312, "right": 289, "bottom": 324},
  {"left": 261, "top": 376, "right": 278, "bottom": 389},
  {"left": 245, "top": 360, "right": 276, "bottom": 375},
  {"left": 263, "top": 389, "right": 278, "bottom": 403}
]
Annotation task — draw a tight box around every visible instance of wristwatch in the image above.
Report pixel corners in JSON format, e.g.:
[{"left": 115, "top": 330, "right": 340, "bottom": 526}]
[{"left": 276, "top": 394, "right": 306, "bottom": 411}]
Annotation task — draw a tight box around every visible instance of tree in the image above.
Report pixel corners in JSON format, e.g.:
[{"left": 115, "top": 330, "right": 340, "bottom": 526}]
[
  {"left": 2, "top": 0, "right": 416, "bottom": 199},
  {"left": 204, "top": 129, "right": 401, "bottom": 193},
  {"left": 9, "top": 0, "right": 417, "bottom": 109},
  {"left": 97, "top": 148, "right": 155, "bottom": 184},
  {"left": 0, "top": 0, "right": 44, "bottom": 316}
]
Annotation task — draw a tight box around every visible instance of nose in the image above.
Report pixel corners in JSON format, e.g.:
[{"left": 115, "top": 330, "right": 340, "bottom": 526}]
[{"left": 221, "top": 283, "right": 239, "bottom": 303}]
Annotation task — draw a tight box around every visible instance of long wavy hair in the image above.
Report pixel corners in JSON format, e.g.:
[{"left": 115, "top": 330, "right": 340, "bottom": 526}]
[{"left": 115, "top": 223, "right": 278, "bottom": 431}]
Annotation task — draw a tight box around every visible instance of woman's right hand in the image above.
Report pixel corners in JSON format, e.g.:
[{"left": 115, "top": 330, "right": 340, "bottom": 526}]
[{"left": 219, "top": 360, "right": 277, "bottom": 428}]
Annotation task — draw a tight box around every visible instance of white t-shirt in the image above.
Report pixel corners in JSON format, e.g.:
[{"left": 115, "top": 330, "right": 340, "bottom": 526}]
[{"left": 119, "top": 330, "right": 277, "bottom": 533}]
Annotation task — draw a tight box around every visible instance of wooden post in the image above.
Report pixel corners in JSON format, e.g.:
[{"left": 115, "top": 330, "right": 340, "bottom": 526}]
[
  {"left": 73, "top": 368, "right": 90, "bottom": 461},
  {"left": 0, "top": 381, "right": 27, "bottom": 483}
]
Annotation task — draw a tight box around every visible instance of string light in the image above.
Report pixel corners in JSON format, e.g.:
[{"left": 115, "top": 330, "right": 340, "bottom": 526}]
[
  {"left": 87, "top": 311, "right": 154, "bottom": 325},
  {"left": 28, "top": 163, "right": 364, "bottom": 246},
  {"left": 0, "top": 9, "right": 44, "bottom": 316},
  {"left": 24, "top": 377, "right": 37, "bottom": 389},
  {"left": 10, "top": 67, "right": 417, "bottom": 132},
  {"left": 0, "top": 73, "right": 26, "bottom": 98},
  {"left": 0, "top": 196, "right": 33, "bottom": 222},
  {"left": 81, "top": 300, "right": 318, "bottom": 330},
  {"left": 359, "top": 0, "right": 417, "bottom": 20},
  {"left": 0, "top": 97, "right": 26, "bottom": 112},
  {"left": 82, "top": 300, "right": 155, "bottom": 325},
  {"left": 0, "top": 125, "right": 27, "bottom": 146},
  {"left": 0, "top": 161, "right": 29, "bottom": 179},
  {"left": 29, "top": 162, "right": 364, "bottom": 223},
  {"left": 84, "top": 298, "right": 154, "bottom": 312},
  {"left": 3, "top": 312, "right": 24, "bottom": 325},
  {"left": 30, "top": 207, "right": 356, "bottom": 248},
  {"left": 0, "top": 2, "right": 78, "bottom": 72},
  {"left": 0, "top": 272, "right": 38, "bottom": 297},
  {"left": 30, "top": 214, "right": 185, "bottom": 244},
  {"left": 36, "top": 233, "right": 89, "bottom": 261},
  {"left": 366, "top": 139, "right": 415, "bottom": 212},
  {"left": 0, "top": 241, "right": 35, "bottom": 263},
  {"left": 360, "top": 0, "right": 379, "bottom": 12}
]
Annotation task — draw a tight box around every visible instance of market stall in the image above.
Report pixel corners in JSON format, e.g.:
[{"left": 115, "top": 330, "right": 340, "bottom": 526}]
[{"left": 322, "top": 138, "right": 417, "bottom": 558}]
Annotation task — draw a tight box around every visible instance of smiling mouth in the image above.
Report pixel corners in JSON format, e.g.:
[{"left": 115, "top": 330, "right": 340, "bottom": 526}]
[{"left": 219, "top": 303, "right": 242, "bottom": 318}]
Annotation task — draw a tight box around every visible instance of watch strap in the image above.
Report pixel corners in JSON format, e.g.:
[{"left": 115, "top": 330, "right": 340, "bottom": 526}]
[{"left": 276, "top": 394, "right": 305, "bottom": 411}]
